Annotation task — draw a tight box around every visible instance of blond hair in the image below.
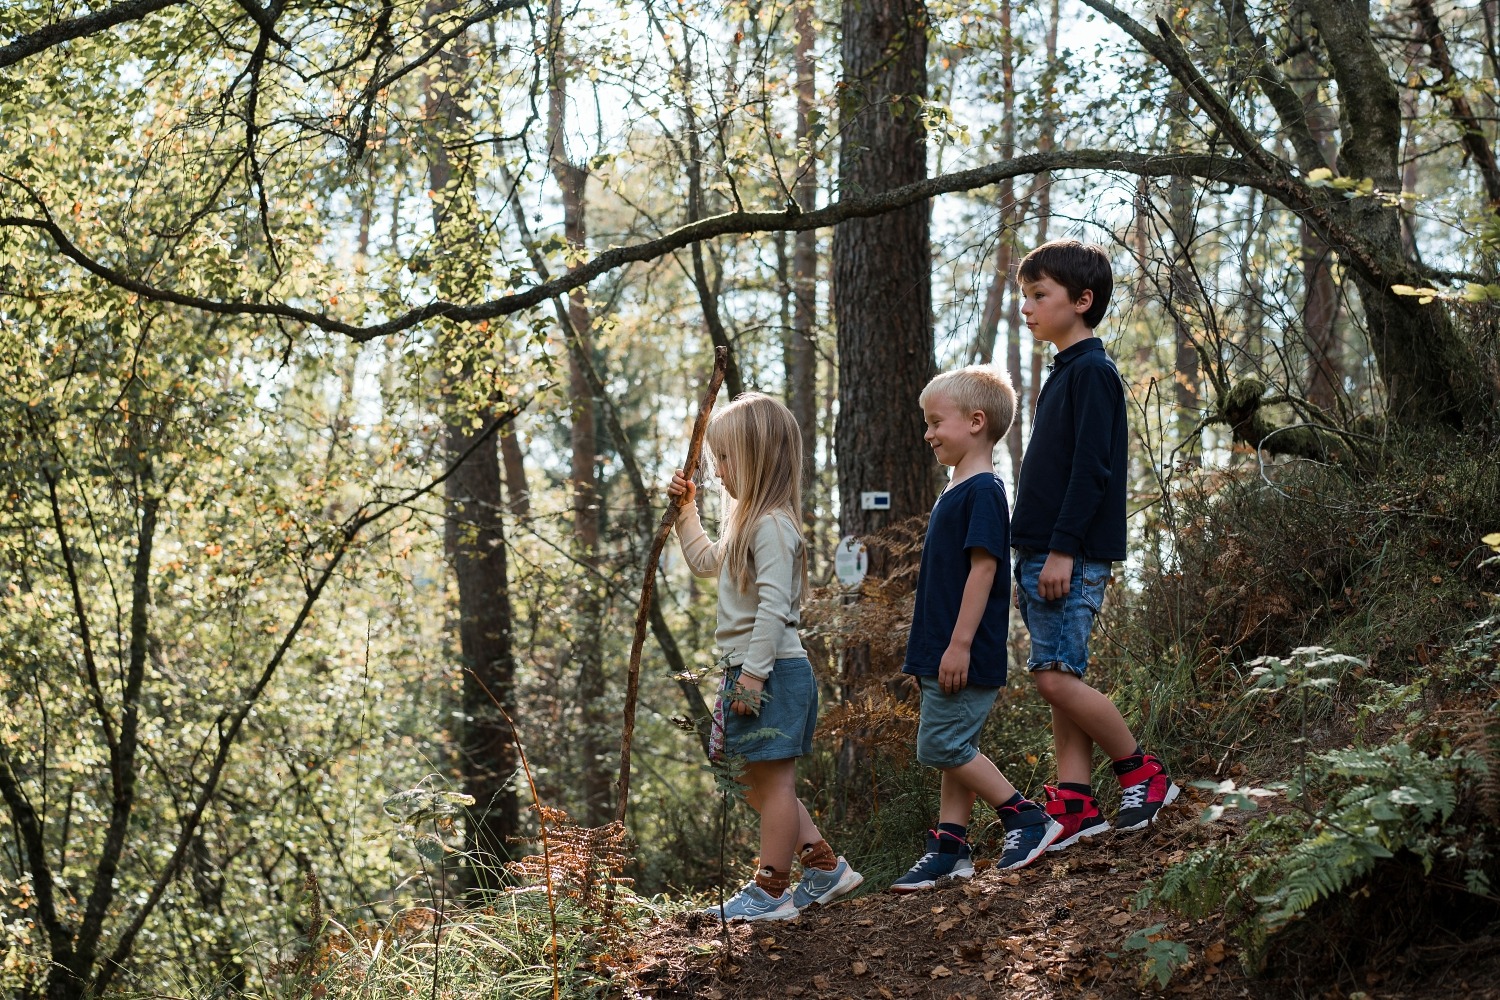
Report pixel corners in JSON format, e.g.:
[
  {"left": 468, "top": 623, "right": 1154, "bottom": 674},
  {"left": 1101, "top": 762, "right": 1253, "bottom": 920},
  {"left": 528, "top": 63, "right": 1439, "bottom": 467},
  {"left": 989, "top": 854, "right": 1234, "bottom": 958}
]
[
  {"left": 919, "top": 365, "right": 1016, "bottom": 443},
  {"left": 705, "top": 392, "right": 804, "bottom": 593}
]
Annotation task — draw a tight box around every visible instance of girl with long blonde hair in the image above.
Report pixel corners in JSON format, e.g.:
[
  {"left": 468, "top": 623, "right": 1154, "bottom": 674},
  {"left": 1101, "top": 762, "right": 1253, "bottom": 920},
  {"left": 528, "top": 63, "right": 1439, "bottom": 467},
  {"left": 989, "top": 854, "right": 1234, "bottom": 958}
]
[{"left": 668, "top": 392, "right": 862, "bottom": 921}]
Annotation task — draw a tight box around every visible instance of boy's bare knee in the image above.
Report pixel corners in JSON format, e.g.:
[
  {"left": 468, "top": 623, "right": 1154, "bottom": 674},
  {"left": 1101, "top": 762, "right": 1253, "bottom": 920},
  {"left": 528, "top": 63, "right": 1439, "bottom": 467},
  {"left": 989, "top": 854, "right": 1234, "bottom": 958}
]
[{"left": 1032, "top": 666, "right": 1075, "bottom": 703}]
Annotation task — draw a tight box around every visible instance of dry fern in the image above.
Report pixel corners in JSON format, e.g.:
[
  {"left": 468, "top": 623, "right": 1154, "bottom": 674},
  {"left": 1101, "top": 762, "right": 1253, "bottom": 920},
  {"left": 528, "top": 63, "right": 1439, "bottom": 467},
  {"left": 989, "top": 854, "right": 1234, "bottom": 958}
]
[
  {"left": 1455, "top": 707, "right": 1500, "bottom": 824},
  {"left": 507, "top": 805, "right": 633, "bottom": 924}
]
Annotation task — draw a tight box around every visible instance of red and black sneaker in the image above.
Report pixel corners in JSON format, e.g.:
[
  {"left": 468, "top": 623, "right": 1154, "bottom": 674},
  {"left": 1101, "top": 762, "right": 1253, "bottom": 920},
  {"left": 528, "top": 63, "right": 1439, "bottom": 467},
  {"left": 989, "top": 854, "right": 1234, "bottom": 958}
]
[
  {"left": 1042, "top": 785, "right": 1111, "bottom": 851},
  {"left": 1114, "top": 753, "right": 1180, "bottom": 831}
]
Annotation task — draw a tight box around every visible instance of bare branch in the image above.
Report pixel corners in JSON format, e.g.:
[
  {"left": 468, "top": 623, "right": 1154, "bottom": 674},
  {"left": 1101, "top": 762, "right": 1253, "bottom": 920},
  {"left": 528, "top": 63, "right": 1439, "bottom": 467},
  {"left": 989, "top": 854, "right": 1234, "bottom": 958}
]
[
  {"left": 1079, "top": 0, "right": 1287, "bottom": 175},
  {"left": 0, "top": 0, "right": 186, "bottom": 68},
  {"left": 1413, "top": 0, "right": 1500, "bottom": 206},
  {"left": 2, "top": 150, "right": 1266, "bottom": 340},
  {"left": 1219, "top": 0, "right": 1328, "bottom": 173}
]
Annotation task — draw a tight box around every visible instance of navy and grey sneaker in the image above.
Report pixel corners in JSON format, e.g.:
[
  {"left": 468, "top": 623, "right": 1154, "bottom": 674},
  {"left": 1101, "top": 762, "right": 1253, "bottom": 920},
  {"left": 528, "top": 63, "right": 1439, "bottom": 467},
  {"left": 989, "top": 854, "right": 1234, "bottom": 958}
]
[
  {"left": 996, "top": 803, "right": 1063, "bottom": 870},
  {"left": 1115, "top": 753, "right": 1181, "bottom": 832},
  {"left": 888, "top": 830, "right": 974, "bottom": 894},
  {"left": 702, "top": 882, "right": 798, "bottom": 922},
  {"left": 791, "top": 857, "right": 864, "bottom": 909}
]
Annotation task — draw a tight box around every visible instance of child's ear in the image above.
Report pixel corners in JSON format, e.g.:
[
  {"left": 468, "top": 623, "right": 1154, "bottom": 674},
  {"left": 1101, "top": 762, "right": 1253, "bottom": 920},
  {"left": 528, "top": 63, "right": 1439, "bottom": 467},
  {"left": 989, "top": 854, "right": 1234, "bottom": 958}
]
[
  {"left": 970, "top": 409, "right": 987, "bottom": 435},
  {"left": 1073, "top": 289, "right": 1094, "bottom": 315}
]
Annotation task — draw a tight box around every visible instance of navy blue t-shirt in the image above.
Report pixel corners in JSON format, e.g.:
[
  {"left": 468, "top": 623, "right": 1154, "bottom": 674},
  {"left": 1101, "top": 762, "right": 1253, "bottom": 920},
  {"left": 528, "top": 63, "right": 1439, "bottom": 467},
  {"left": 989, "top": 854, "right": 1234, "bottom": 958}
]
[{"left": 902, "top": 472, "right": 1011, "bottom": 687}]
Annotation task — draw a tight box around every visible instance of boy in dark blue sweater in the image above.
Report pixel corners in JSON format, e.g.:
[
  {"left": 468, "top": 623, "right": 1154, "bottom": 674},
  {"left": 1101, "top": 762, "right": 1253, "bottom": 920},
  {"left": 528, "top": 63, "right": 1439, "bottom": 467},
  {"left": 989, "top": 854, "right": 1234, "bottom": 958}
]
[{"left": 1012, "top": 240, "right": 1179, "bottom": 851}]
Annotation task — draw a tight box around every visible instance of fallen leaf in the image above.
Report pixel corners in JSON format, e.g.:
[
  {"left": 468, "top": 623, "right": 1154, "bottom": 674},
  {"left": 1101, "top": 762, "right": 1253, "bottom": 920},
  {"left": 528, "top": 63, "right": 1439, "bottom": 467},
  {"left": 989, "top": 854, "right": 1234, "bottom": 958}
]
[
  {"left": 784, "top": 988, "right": 803, "bottom": 997},
  {"left": 868, "top": 948, "right": 887, "bottom": 958},
  {"left": 1001, "top": 873, "right": 1021, "bottom": 886},
  {"left": 852, "top": 961, "right": 869, "bottom": 976},
  {"left": 811, "top": 975, "right": 830, "bottom": 990},
  {"left": 1204, "top": 940, "right": 1227, "bottom": 965},
  {"left": 878, "top": 989, "right": 894, "bottom": 1000},
  {"left": 931, "top": 965, "right": 953, "bottom": 978},
  {"left": 1108, "top": 911, "right": 1132, "bottom": 926}
]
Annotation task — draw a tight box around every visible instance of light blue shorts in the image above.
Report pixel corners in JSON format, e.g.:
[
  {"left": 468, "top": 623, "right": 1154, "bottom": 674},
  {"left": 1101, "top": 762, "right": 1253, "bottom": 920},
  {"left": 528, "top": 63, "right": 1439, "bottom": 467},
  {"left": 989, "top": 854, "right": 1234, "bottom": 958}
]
[
  {"left": 1014, "top": 548, "right": 1112, "bottom": 677},
  {"left": 711, "top": 657, "right": 819, "bottom": 763},
  {"left": 915, "top": 676, "right": 1000, "bottom": 770}
]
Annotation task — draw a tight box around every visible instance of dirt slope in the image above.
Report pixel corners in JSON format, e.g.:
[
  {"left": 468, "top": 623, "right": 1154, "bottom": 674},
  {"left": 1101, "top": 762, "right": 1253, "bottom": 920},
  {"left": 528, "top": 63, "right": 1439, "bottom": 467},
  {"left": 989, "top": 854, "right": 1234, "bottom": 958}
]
[{"left": 624, "top": 791, "right": 1498, "bottom": 1000}]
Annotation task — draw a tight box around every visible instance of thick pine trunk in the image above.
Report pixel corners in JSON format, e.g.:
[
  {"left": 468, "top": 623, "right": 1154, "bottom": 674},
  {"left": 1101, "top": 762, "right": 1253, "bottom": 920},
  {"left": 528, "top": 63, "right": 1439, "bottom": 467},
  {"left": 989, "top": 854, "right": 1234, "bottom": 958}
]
[
  {"left": 834, "top": 0, "right": 937, "bottom": 550},
  {"left": 833, "top": 0, "right": 935, "bottom": 816}
]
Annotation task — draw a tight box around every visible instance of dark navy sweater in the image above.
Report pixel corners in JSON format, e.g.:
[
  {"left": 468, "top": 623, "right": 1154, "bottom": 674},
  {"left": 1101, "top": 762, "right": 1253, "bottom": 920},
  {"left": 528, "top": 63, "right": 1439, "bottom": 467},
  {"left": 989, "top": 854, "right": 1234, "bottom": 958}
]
[{"left": 1011, "top": 337, "right": 1128, "bottom": 561}]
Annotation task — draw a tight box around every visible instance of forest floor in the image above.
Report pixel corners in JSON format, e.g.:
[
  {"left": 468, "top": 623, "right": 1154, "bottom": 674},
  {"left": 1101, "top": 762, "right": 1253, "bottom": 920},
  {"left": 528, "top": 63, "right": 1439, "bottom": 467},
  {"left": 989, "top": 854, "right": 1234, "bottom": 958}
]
[{"left": 622, "top": 784, "right": 1500, "bottom": 1000}]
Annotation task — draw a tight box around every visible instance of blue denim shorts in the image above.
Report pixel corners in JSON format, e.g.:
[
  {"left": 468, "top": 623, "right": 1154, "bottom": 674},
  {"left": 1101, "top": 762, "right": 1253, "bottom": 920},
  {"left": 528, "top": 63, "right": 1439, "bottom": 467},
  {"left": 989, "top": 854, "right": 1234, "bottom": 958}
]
[
  {"left": 1014, "top": 548, "right": 1112, "bottom": 677},
  {"left": 915, "top": 676, "right": 1000, "bottom": 770},
  {"left": 711, "top": 657, "right": 819, "bottom": 763}
]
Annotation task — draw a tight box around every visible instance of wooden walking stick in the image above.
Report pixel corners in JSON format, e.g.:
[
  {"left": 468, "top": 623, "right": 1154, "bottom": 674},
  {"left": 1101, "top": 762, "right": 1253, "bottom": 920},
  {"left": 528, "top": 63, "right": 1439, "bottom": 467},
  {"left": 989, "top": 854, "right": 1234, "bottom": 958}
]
[{"left": 616, "top": 345, "right": 729, "bottom": 825}]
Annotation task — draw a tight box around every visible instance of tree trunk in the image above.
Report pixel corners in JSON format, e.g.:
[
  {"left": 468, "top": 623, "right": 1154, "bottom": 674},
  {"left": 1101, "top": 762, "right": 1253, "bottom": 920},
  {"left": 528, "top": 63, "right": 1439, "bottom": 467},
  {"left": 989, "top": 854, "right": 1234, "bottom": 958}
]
[
  {"left": 1029, "top": 0, "right": 1060, "bottom": 422},
  {"left": 790, "top": 0, "right": 818, "bottom": 504},
  {"left": 547, "top": 0, "right": 610, "bottom": 828},
  {"left": 833, "top": 0, "right": 935, "bottom": 816},
  {"left": 1303, "top": 0, "right": 1491, "bottom": 427},
  {"left": 425, "top": 2, "right": 517, "bottom": 886},
  {"left": 1295, "top": 48, "right": 1342, "bottom": 412},
  {"left": 969, "top": 0, "right": 1023, "bottom": 478},
  {"left": 500, "top": 427, "right": 529, "bottom": 516},
  {"left": 834, "top": 0, "right": 937, "bottom": 552}
]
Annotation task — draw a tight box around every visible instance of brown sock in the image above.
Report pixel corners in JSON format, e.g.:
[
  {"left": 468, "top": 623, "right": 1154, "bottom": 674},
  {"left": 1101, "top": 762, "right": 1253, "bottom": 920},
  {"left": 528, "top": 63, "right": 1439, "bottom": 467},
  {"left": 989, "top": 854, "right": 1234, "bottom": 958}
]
[
  {"left": 754, "top": 865, "right": 791, "bottom": 897},
  {"left": 798, "top": 839, "right": 839, "bottom": 872}
]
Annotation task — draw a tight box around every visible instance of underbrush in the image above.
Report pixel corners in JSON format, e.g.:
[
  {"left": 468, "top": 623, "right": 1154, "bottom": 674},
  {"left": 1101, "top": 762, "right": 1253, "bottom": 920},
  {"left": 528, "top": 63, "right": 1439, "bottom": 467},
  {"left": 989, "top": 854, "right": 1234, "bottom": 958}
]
[
  {"left": 238, "top": 882, "right": 672, "bottom": 1000},
  {"left": 1138, "top": 616, "right": 1500, "bottom": 990},
  {"left": 1121, "top": 432, "right": 1500, "bottom": 673}
]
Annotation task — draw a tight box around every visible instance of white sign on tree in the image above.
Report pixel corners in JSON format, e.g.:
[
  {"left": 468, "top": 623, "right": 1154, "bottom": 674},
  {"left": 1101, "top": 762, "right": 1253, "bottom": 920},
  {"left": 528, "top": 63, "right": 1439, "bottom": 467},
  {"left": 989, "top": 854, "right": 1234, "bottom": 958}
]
[{"left": 834, "top": 536, "right": 868, "bottom": 587}]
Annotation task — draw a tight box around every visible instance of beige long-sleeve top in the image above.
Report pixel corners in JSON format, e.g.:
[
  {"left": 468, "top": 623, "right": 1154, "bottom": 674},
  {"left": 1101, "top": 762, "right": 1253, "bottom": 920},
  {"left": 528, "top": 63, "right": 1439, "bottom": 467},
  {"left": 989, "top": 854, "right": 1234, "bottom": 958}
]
[{"left": 674, "top": 502, "right": 807, "bottom": 680}]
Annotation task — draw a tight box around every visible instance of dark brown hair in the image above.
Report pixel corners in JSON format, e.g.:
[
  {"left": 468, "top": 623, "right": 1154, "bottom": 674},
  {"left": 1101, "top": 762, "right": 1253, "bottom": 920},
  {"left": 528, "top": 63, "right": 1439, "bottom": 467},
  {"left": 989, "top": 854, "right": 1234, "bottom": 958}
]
[{"left": 1016, "top": 239, "right": 1114, "bottom": 329}]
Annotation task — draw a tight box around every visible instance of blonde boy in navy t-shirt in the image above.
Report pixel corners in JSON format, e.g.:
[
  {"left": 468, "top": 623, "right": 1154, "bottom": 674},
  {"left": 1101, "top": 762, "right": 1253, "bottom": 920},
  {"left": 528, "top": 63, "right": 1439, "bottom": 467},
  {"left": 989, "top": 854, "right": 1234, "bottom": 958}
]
[{"left": 889, "top": 366, "right": 1063, "bottom": 893}]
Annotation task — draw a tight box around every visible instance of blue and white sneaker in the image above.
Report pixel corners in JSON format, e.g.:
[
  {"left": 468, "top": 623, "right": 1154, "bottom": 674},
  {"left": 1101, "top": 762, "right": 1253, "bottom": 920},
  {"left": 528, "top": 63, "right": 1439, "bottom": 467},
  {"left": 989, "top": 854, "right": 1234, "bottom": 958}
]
[
  {"left": 702, "top": 882, "right": 798, "bottom": 922},
  {"left": 791, "top": 857, "right": 864, "bottom": 909},
  {"left": 996, "top": 804, "right": 1063, "bottom": 870},
  {"left": 888, "top": 830, "right": 973, "bottom": 894}
]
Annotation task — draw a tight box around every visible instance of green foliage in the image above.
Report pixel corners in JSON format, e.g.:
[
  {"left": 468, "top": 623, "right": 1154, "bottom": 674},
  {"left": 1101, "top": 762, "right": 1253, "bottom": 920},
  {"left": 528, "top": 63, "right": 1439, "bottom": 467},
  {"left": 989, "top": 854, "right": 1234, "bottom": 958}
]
[
  {"left": 1122, "top": 923, "right": 1190, "bottom": 989},
  {"left": 1141, "top": 627, "right": 1500, "bottom": 972},
  {"left": 1144, "top": 738, "right": 1485, "bottom": 968}
]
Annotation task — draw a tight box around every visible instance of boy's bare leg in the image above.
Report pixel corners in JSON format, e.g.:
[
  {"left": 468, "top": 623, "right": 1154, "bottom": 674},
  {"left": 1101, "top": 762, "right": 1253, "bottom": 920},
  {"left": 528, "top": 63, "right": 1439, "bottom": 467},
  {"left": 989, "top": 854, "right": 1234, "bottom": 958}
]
[
  {"left": 940, "top": 754, "right": 1021, "bottom": 825},
  {"left": 741, "top": 759, "right": 800, "bottom": 873},
  {"left": 1050, "top": 704, "right": 1096, "bottom": 786},
  {"left": 1033, "top": 670, "right": 1137, "bottom": 784}
]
